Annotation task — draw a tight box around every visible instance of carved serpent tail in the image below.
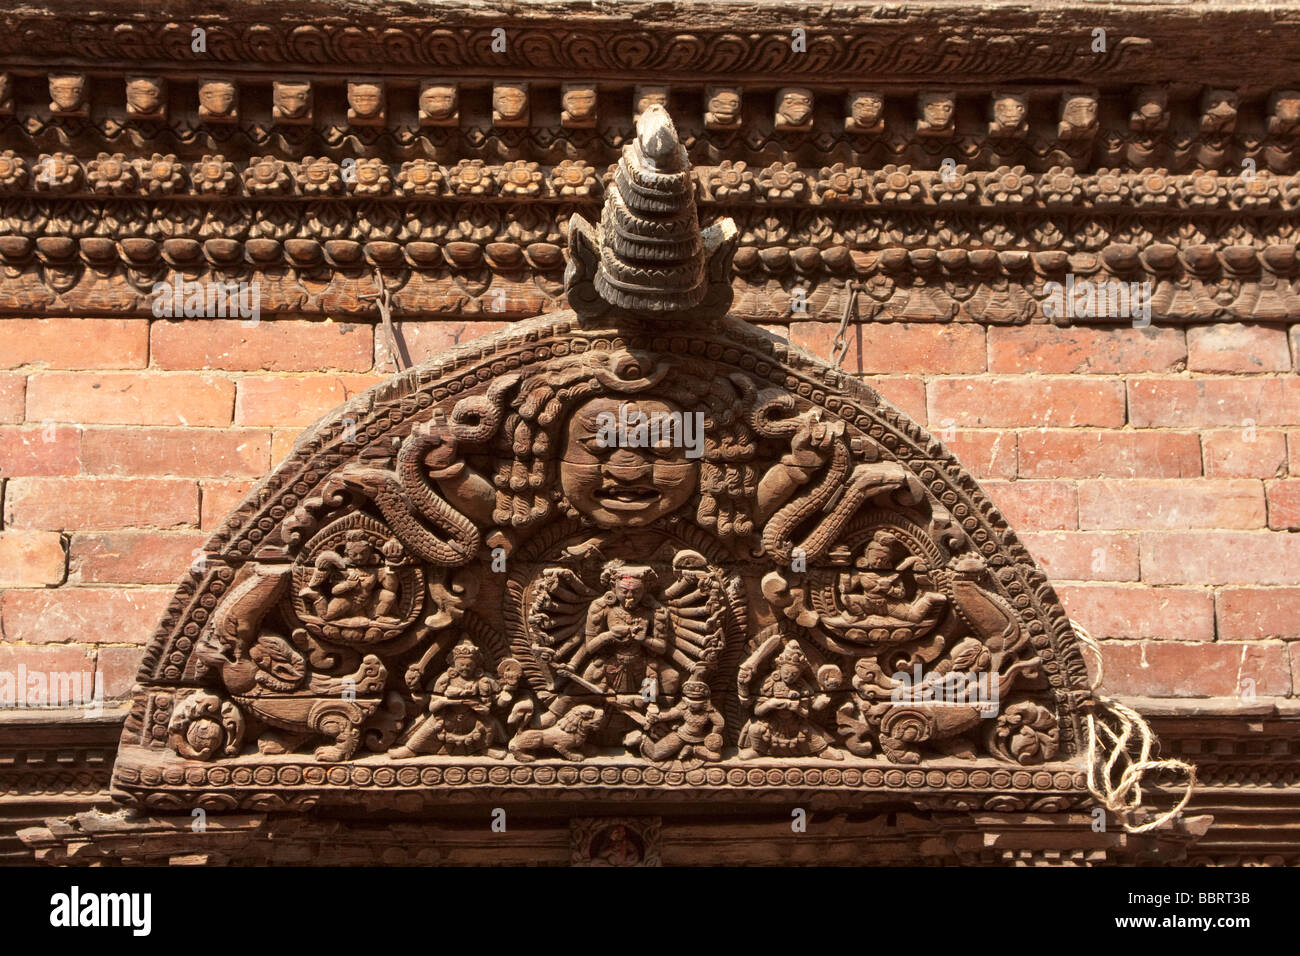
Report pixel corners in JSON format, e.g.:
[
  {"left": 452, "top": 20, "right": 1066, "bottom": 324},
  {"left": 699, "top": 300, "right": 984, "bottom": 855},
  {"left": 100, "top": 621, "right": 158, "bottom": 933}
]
[
  {"left": 449, "top": 373, "right": 520, "bottom": 443},
  {"left": 384, "top": 427, "right": 481, "bottom": 565}
]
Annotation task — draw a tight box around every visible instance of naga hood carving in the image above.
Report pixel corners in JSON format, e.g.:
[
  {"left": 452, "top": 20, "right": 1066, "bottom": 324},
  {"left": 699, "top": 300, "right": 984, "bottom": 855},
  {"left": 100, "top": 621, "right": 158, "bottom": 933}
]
[{"left": 112, "top": 108, "right": 1095, "bottom": 815}]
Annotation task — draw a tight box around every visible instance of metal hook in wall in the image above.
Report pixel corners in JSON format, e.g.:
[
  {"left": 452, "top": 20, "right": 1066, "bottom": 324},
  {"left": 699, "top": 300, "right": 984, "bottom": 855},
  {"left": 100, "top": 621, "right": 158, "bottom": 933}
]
[
  {"left": 360, "top": 267, "right": 412, "bottom": 372},
  {"left": 829, "top": 279, "right": 861, "bottom": 369}
]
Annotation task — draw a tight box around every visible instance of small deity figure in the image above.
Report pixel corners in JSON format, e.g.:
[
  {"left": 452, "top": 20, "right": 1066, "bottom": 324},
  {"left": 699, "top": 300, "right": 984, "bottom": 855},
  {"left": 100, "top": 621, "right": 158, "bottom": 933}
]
[
  {"left": 273, "top": 80, "right": 312, "bottom": 122},
  {"left": 775, "top": 87, "right": 814, "bottom": 131},
  {"left": 392, "top": 640, "right": 512, "bottom": 758},
  {"left": 737, "top": 641, "right": 843, "bottom": 760},
  {"left": 299, "top": 530, "right": 403, "bottom": 623},
  {"left": 839, "top": 531, "right": 948, "bottom": 632},
  {"left": 419, "top": 82, "right": 458, "bottom": 125},
  {"left": 592, "top": 824, "right": 643, "bottom": 866},
  {"left": 125, "top": 76, "right": 165, "bottom": 118},
  {"left": 0, "top": 74, "right": 11, "bottom": 115},
  {"left": 988, "top": 92, "right": 1028, "bottom": 138},
  {"left": 493, "top": 82, "right": 529, "bottom": 126},
  {"left": 705, "top": 86, "right": 743, "bottom": 129},
  {"left": 347, "top": 81, "right": 385, "bottom": 124},
  {"left": 49, "top": 74, "right": 86, "bottom": 115},
  {"left": 916, "top": 92, "right": 955, "bottom": 137},
  {"left": 562, "top": 85, "right": 598, "bottom": 127},
  {"left": 1058, "top": 93, "right": 1098, "bottom": 140},
  {"left": 845, "top": 90, "right": 885, "bottom": 134},
  {"left": 636, "top": 671, "right": 724, "bottom": 762},
  {"left": 1200, "top": 88, "right": 1238, "bottom": 135},
  {"left": 198, "top": 79, "right": 237, "bottom": 121}
]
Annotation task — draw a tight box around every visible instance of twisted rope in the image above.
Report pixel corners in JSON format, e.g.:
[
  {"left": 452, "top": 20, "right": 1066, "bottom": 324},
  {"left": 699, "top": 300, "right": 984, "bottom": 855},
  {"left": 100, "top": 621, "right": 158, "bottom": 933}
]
[{"left": 1071, "top": 620, "right": 1197, "bottom": 834}]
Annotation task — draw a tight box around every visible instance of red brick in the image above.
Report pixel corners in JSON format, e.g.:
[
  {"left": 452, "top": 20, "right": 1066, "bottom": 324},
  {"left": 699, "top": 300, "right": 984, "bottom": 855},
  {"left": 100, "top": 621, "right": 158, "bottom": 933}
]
[
  {"left": 1019, "top": 430, "right": 1200, "bottom": 479},
  {"left": 4, "top": 477, "right": 197, "bottom": 530},
  {"left": 980, "top": 479, "right": 1077, "bottom": 530},
  {"left": 96, "top": 645, "right": 145, "bottom": 699},
  {"left": 1203, "top": 428, "right": 1288, "bottom": 478},
  {"left": 234, "top": 375, "right": 385, "bottom": 427},
  {"left": 0, "top": 645, "right": 97, "bottom": 706},
  {"left": 1140, "top": 531, "right": 1300, "bottom": 585},
  {"left": 1217, "top": 588, "right": 1300, "bottom": 640},
  {"left": 820, "top": 323, "right": 986, "bottom": 374},
  {"left": 927, "top": 377, "right": 1125, "bottom": 427},
  {"left": 1266, "top": 479, "right": 1300, "bottom": 530},
  {"left": 788, "top": 322, "right": 860, "bottom": 371},
  {"left": 378, "top": 321, "right": 507, "bottom": 372},
  {"left": 270, "top": 429, "right": 298, "bottom": 467},
  {"left": 1187, "top": 323, "right": 1292, "bottom": 373},
  {"left": 80, "top": 426, "right": 270, "bottom": 478},
  {"left": 26, "top": 372, "right": 234, "bottom": 426},
  {"left": 152, "top": 319, "right": 373, "bottom": 372},
  {"left": 861, "top": 376, "right": 928, "bottom": 426},
  {"left": 0, "top": 425, "right": 81, "bottom": 477},
  {"left": 1128, "top": 377, "right": 1291, "bottom": 427},
  {"left": 1018, "top": 531, "right": 1139, "bottom": 582},
  {"left": 201, "top": 479, "right": 257, "bottom": 529},
  {"left": 988, "top": 325, "right": 1186, "bottom": 374},
  {"left": 68, "top": 531, "right": 209, "bottom": 585},
  {"left": 0, "top": 318, "right": 149, "bottom": 370},
  {"left": 1056, "top": 584, "right": 1213, "bottom": 641},
  {"left": 935, "top": 429, "right": 1016, "bottom": 478},
  {"left": 0, "top": 373, "right": 24, "bottom": 424},
  {"left": 1291, "top": 431, "right": 1300, "bottom": 475},
  {"left": 1098, "top": 641, "right": 1289, "bottom": 697},
  {"left": 1077, "top": 479, "right": 1265, "bottom": 530},
  {"left": 0, "top": 531, "right": 66, "bottom": 587},
  {"left": 0, "top": 587, "right": 171, "bottom": 645}
]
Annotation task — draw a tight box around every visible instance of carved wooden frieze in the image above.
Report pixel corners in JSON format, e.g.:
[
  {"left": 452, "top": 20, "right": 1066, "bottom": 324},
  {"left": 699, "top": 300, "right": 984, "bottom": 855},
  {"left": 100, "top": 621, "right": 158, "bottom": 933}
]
[{"left": 112, "top": 108, "right": 1093, "bottom": 814}]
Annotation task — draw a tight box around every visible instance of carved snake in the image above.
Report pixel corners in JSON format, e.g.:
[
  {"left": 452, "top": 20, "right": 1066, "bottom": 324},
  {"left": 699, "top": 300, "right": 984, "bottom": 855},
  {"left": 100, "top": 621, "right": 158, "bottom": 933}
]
[
  {"left": 342, "top": 377, "right": 518, "bottom": 567},
  {"left": 752, "top": 388, "right": 874, "bottom": 565},
  {"left": 447, "top": 373, "right": 519, "bottom": 442},
  {"left": 344, "top": 425, "right": 481, "bottom": 567}
]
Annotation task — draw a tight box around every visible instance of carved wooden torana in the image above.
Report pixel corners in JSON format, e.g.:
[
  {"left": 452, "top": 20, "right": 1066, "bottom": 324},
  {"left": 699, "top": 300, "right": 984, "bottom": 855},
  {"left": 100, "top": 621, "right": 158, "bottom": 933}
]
[{"left": 113, "top": 107, "right": 1094, "bottom": 815}]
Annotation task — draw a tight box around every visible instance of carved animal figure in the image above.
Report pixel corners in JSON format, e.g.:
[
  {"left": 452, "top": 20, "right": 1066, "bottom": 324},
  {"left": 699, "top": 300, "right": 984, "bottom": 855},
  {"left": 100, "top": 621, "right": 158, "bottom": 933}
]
[
  {"left": 195, "top": 566, "right": 390, "bottom": 762},
  {"left": 749, "top": 387, "right": 910, "bottom": 564},
  {"left": 508, "top": 705, "right": 605, "bottom": 761},
  {"left": 339, "top": 418, "right": 481, "bottom": 566}
]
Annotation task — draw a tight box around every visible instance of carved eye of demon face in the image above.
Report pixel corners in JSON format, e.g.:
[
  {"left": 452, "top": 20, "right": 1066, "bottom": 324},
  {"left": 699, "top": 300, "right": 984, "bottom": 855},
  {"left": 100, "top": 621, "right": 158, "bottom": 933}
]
[{"left": 560, "top": 397, "right": 698, "bottom": 529}]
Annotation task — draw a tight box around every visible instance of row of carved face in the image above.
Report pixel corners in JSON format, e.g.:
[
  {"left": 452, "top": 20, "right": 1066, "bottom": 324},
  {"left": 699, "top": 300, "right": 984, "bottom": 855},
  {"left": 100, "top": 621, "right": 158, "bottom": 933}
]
[{"left": 24, "top": 75, "right": 1299, "bottom": 137}]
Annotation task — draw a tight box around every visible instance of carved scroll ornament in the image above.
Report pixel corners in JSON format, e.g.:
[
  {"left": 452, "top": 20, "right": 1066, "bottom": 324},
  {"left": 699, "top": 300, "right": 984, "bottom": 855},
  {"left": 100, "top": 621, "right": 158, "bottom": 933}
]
[{"left": 113, "top": 107, "right": 1093, "bottom": 814}]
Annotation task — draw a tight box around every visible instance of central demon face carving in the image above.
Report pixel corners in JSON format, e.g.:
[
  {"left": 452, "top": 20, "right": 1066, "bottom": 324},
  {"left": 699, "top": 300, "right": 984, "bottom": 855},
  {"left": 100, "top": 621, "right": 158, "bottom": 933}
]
[{"left": 560, "top": 397, "right": 698, "bottom": 528}]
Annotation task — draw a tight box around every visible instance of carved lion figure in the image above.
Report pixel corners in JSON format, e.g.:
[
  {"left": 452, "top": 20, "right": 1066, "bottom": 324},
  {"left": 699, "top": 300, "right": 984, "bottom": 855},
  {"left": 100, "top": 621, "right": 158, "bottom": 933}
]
[{"left": 508, "top": 705, "right": 605, "bottom": 761}]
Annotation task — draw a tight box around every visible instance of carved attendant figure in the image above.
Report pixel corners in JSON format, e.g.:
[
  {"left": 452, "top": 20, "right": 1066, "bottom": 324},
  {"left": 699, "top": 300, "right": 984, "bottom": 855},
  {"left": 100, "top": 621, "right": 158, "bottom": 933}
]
[
  {"left": 638, "top": 671, "right": 724, "bottom": 762},
  {"left": 392, "top": 639, "right": 509, "bottom": 758},
  {"left": 738, "top": 641, "right": 843, "bottom": 760}
]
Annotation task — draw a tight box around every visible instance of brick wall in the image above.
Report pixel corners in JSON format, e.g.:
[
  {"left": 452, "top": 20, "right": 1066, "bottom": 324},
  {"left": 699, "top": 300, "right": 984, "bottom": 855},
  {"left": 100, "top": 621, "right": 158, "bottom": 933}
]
[{"left": 1, "top": 315, "right": 1296, "bottom": 704}]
